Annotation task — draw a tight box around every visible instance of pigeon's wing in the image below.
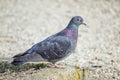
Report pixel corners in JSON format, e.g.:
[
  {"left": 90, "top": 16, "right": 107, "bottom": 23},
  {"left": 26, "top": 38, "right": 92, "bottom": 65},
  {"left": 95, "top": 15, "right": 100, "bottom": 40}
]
[{"left": 35, "top": 36, "right": 72, "bottom": 61}]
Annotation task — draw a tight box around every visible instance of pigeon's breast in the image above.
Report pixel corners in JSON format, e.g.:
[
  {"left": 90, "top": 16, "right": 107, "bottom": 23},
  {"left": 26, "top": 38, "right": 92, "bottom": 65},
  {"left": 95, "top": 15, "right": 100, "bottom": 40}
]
[
  {"left": 64, "top": 29, "right": 78, "bottom": 41},
  {"left": 64, "top": 29, "right": 78, "bottom": 50}
]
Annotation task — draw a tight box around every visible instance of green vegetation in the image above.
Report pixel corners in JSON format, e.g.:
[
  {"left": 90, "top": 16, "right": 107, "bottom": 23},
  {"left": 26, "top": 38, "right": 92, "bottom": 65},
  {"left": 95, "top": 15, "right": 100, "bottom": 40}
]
[{"left": 0, "top": 62, "right": 49, "bottom": 73}]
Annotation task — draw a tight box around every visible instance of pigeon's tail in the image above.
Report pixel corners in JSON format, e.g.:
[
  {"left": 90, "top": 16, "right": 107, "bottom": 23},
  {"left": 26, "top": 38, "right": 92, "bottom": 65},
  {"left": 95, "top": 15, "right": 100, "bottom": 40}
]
[
  {"left": 11, "top": 60, "right": 24, "bottom": 65},
  {"left": 11, "top": 52, "right": 46, "bottom": 65},
  {"left": 11, "top": 53, "right": 28, "bottom": 65}
]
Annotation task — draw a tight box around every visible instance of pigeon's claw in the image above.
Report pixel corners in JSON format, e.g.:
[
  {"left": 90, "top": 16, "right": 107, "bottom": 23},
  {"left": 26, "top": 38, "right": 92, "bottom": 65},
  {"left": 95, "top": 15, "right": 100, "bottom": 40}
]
[{"left": 54, "top": 64, "right": 65, "bottom": 69}]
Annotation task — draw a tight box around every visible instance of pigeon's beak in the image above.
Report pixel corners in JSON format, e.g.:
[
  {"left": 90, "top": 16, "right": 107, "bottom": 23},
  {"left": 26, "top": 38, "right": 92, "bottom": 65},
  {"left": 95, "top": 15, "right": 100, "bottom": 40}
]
[{"left": 81, "top": 22, "right": 87, "bottom": 26}]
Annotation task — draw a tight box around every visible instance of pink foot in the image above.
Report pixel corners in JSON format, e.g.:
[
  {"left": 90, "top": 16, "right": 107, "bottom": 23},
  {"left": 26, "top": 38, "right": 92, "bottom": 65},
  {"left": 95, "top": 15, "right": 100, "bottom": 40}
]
[{"left": 54, "top": 64, "right": 65, "bottom": 69}]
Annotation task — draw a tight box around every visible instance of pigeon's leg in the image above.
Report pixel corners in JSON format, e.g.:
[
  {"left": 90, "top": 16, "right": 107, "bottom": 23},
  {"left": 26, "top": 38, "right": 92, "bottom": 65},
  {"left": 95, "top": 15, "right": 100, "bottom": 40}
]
[{"left": 54, "top": 64, "right": 65, "bottom": 69}]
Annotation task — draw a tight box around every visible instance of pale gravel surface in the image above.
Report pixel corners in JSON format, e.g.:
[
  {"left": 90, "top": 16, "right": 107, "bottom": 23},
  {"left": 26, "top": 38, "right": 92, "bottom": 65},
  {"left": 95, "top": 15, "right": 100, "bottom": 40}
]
[{"left": 0, "top": 0, "right": 120, "bottom": 80}]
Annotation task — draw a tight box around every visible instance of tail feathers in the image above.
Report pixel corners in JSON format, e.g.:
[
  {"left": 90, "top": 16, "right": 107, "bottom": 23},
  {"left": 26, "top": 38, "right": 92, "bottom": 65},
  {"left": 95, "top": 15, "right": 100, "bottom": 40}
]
[
  {"left": 11, "top": 52, "right": 46, "bottom": 65},
  {"left": 11, "top": 55, "right": 27, "bottom": 65},
  {"left": 11, "top": 61, "right": 24, "bottom": 65},
  {"left": 11, "top": 53, "right": 30, "bottom": 65}
]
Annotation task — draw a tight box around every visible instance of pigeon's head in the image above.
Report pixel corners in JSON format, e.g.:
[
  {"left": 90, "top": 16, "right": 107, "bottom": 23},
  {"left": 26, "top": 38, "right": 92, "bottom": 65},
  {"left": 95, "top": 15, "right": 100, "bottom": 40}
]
[{"left": 71, "top": 16, "right": 86, "bottom": 26}]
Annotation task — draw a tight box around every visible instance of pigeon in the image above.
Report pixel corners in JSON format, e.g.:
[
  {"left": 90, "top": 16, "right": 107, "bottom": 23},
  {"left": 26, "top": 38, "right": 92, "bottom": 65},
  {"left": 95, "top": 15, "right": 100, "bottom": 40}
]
[{"left": 11, "top": 16, "right": 86, "bottom": 68}]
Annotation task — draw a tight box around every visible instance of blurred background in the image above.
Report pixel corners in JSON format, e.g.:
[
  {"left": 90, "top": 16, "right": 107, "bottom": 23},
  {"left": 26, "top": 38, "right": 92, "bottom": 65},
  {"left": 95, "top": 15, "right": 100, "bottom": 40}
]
[{"left": 0, "top": 0, "right": 120, "bottom": 79}]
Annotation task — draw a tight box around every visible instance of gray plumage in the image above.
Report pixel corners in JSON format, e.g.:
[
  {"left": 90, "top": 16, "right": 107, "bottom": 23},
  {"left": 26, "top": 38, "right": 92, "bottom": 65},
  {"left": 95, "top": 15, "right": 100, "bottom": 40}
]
[{"left": 11, "top": 16, "right": 86, "bottom": 65}]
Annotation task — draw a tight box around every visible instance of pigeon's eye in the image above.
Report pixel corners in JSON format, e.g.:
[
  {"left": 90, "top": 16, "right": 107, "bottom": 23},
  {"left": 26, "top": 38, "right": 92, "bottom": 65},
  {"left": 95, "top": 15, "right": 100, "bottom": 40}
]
[{"left": 77, "top": 19, "right": 80, "bottom": 21}]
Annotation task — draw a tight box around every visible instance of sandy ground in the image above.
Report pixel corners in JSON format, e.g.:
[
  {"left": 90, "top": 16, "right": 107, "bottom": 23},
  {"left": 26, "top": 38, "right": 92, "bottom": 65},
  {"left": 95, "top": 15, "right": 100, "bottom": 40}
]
[{"left": 0, "top": 0, "right": 120, "bottom": 80}]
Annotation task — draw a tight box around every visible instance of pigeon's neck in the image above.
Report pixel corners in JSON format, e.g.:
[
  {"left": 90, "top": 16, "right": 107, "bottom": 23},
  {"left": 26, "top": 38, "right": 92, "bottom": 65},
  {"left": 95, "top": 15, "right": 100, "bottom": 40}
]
[
  {"left": 67, "top": 22, "right": 79, "bottom": 30},
  {"left": 64, "top": 23, "right": 78, "bottom": 42}
]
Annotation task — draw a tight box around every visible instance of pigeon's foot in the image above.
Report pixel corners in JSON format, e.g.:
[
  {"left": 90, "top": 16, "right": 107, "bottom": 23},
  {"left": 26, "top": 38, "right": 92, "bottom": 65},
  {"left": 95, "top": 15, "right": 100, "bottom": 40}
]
[{"left": 54, "top": 64, "right": 65, "bottom": 69}]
